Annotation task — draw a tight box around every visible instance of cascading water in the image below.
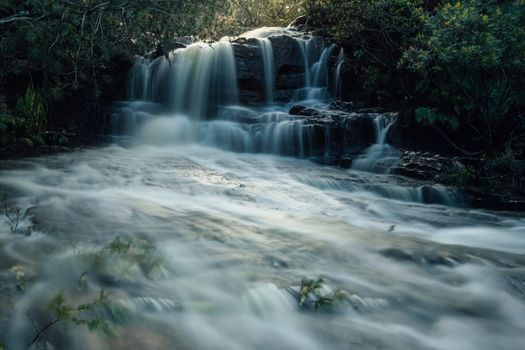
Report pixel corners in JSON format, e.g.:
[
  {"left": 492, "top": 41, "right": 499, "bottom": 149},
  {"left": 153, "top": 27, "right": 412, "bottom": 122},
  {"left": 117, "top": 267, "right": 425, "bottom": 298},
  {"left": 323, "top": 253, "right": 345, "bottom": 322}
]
[
  {"left": 257, "top": 38, "right": 275, "bottom": 103},
  {"left": 111, "top": 27, "right": 464, "bottom": 207},
  {"left": 307, "top": 44, "right": 335, "bottom": 100},
  {"left": 296, "top": 38, "right": 311, "bottom": 88},
  {"left": 352, "top": 114, "right": 400, "bottom": 172},
  {"left": 127, "top": 41, "right": 238, "bottom": 120},
  {"left": 333, "top": 48, "right": 345, "bottom": 99},
  {"left": 111, "top": 28, "right": 340, "bottom": 158},
  {"left": 1, "top": 26, "right": 525, "bottom": 350}
]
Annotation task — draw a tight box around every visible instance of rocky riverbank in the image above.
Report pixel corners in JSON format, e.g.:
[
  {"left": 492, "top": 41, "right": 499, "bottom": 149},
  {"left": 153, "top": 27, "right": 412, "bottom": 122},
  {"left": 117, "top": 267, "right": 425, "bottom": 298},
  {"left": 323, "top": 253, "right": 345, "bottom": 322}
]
[{"left": 286, "top": 101, "right": 525, "bottom": 212}]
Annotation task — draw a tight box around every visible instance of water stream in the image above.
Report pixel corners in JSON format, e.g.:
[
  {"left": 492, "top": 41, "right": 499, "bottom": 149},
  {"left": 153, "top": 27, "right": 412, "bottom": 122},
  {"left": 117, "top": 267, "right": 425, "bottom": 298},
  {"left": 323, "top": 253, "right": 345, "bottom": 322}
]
[{"left": 0, "top": 27, "right": 524, "bottom": 350}]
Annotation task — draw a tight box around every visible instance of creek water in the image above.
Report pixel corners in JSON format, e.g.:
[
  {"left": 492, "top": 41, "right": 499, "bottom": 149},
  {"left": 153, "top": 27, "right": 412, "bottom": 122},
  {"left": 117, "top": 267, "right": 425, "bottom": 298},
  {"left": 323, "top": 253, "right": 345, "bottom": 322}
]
[{"left": 0, "top": 28, "right": 524, "bottom": 350}]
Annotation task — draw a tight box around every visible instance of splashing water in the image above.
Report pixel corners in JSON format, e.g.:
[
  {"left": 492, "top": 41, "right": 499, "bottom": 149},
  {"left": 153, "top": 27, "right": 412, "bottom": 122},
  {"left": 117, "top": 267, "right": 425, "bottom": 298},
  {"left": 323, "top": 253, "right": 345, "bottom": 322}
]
[{"left": 352, "top": 115, "right": 401, "bottom": 173}]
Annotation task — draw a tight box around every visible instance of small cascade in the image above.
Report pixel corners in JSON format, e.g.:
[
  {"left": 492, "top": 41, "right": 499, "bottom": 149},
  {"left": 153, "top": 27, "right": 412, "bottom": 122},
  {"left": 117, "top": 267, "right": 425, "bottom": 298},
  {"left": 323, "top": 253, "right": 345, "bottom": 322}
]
[
  {"left": 295, "top": 38, "right": 311, "bottom": 88},
  {"left": 307, "top": 44, "right": 336, "bottom": 100},
  {"left": 352, "top": 114, "right": 400, "bottom": 173},
  {"left": 333, "top": 48, "right": 345, "bottom": 99},
  {"left": 200, "top": 113, "right": 318, "bottom": 157},
  {"left": 361, "top": 182, "right": 464, "bottom": 206},
  {"left": 128, "top": 57, "right": 169, "bottom": 102},
  {"left": 257, "top": 38, "right": 275, "bottom": 103}
]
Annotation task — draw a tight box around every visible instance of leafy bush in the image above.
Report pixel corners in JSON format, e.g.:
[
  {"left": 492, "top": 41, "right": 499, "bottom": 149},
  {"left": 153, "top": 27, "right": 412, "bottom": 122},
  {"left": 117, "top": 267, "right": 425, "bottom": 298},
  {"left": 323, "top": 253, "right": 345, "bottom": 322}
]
[
  {"left": 0, "top": 83, "right": 47, "bottom": 147},
  {"left": 403, "top": 0, "right": 525, "bottom": 151},
  {"left": 306, "top": 0, "right": 428, "bottom": 102},
  {"left": 308, "top": 0, "right": 525, "bottom": 156},
  {"left": 28, "top": 289, "right": 111, "bottom": 348},
  {"left": 298, "top": 277, "right": 349, "bottom": 311},
  {"left": 224, "top": 0, "right": 305, "bottom": 34},
  {"left": 15, "top": 81, "right": 47, "bottom": 133}
]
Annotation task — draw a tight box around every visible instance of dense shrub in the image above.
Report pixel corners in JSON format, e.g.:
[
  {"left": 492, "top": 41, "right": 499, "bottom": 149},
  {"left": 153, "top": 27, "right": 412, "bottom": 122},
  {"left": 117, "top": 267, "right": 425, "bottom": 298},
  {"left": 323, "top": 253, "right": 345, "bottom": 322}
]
[
  {"left": 0, "top": 0, "right": 232, "bottom": 135},
  {"left": 305, "top": 0, "right": 430, "bottom": 103},
  {"left": 403, "top": 0, "right": 525, "bottom": 152},
  {"left": 307, "top": 0, "right": 525, "bottom": 156}
]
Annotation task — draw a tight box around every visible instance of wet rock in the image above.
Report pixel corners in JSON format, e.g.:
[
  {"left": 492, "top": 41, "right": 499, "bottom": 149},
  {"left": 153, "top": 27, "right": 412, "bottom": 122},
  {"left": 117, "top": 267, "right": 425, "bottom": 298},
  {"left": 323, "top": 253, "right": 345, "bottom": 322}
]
[
  {"left": 232, "top": 35, "right": 319, "bottom": 105},
  {"left": 275, "top": 71, "right": 304, "bottom": 90},
  {"left": 338, "top": 157, "right": 353, "bottom": 169},
  {"left": 389, "top": 151, "right": 525, "bottom": 211},
  {"left": 275, "top": 90, "right": 294, "bottom": 102},
  {"left": 328, "top": 100, "right": 389, "bottom": 114},
  {"left": 289, "top": 105, "right": 320, "bottom": 116},
  {"left": 269, "top": 35, "right": 304, "bottom": 72},
  {"left": 462, "top": 187, "right": 525, "bottom": 212},
  {"left": 389, "top": 151, "right": 467, "bottom": 182},
  {"left": 232, "top": 42, "right": 265, "bottom": 105},
  {"left": 328, "top": 100, "right": 367, "bottom": 112},
  {"left": 288, "top": 104, "right": 378, "bottom": 153},
  {"left": 380, "top": 248, "right": 465, "bottom": 267}
]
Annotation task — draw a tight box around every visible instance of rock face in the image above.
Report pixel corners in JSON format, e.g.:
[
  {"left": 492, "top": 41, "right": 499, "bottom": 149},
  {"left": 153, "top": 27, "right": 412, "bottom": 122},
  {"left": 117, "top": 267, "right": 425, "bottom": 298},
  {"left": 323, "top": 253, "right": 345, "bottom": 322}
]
[
  {"left": 232, "top": 40, "right": 265, "bottom": 105},
  {"left": 233, "top": 34, "right": 328, "bottom": 105},
  {"left": 389, "top": 151, "right": 467, "bottom": 182},
  {"left": 288, "top": 105, "right": 381, "bottom": 155}
]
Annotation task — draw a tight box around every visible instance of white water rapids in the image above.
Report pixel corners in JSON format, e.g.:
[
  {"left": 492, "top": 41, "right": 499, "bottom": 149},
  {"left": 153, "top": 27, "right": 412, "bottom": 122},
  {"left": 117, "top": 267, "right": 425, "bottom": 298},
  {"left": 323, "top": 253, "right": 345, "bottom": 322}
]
[
  {"left": 1, "top": 145, "right": 524, "bottom": 349},
  {"left": 0, "top": 27, "right": 524, "bottom": 350}
]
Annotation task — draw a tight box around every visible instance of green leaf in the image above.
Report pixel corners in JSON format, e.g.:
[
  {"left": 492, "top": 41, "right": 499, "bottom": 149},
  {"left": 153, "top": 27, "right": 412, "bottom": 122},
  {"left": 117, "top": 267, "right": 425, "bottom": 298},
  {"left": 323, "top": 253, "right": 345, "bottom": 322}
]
[{"left": 415, "top": 107, "right": 459, "bottom": 130}]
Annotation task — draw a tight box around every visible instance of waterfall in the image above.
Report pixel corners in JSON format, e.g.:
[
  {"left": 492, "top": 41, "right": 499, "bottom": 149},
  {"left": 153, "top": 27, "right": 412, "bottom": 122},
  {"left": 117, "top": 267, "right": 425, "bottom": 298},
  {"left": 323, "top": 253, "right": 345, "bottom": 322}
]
[
  {"left": 115, "top": 27, "right": 392, "bottom": 163},
  {"left": 128, "top": 57, "right": 169, "bottom": 102},
  {"left": 257, "top": 38, "right": 275, "bottom": 103},
  {"left": 352, "top": 115, "right": 400, "bottom": 173},
  {"left": 127, "top": 42, "right": 238, "bottom": 121},
  {"left": 169, "top": 42, "right": 238, "bottom": 120},
  {"left": 333, "top": 48, "right": 345, "bottom": 99},
  {"left": 307, "top": 44, "right": 336, "bottom": 100}
]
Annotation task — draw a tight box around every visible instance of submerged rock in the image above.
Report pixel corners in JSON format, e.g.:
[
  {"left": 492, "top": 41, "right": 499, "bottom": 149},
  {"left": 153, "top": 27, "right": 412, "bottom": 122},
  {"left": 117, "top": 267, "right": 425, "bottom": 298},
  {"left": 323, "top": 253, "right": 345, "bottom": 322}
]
[{"left": 389, "top": 151, "right": 525, "bottom": 211}]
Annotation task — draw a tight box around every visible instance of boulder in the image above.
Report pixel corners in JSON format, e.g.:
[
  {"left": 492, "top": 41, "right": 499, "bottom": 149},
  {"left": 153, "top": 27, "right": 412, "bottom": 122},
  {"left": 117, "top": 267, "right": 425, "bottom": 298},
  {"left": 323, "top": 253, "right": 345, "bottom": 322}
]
[
  {"left": 232, "top": 42, "right": 265, "bottom": 105},
  {"left": 389, "top": 151, "right": 467, "bottom": 181}
]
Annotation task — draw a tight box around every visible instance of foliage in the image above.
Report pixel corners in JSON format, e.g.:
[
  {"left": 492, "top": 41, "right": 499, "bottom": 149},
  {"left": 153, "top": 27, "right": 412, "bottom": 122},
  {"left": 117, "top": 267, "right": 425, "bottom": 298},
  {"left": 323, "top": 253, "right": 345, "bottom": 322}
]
[
  {"left": 0, "top": 0, "right": 233, "bottom": 135},
  {"left": 0, "top": 84, "right": 47, "bottom": 147},
  {"left": 441, "top": 167, "right": 478, "bottom": 186},
  {"left": 403, "top": 0, "right": 525, "bottom": 151},
  {"left": 14, "top": 81, "right": 47, "bottom": 132},
  {"left": 0, "top": 0, "right": 308, "bottom": 144},
  {"left": 307, "top": 0, "right": 525, "bottom": 156},
  {"left": 22, "top": 236, "right": 161, "bottom": 347},
  {"left": 306, "top": 0, "right": 429, "bottom": 102},
  {"left": 77, "top": 235, "right": 165, "bottom": 281},
  {"left": 415, "top": 107, "right": 459, "bottom": 130},
  {"left": 2, "top": 194, "right": 31, "bottom": 234},
  {"left": 4, "top": 205, "right": 23, "bottom": 233},
  {"left": 298, "top": 277, "right": 349, "bottom": 311},
  {"left": 28, "top": 289, "right": 111, "bottom": 347},
  {"left": 222, "top": 0, "right": 305, "bottom": 35},
  {"left": 58, "top": 130, "right": 69, "bottom": 146}
]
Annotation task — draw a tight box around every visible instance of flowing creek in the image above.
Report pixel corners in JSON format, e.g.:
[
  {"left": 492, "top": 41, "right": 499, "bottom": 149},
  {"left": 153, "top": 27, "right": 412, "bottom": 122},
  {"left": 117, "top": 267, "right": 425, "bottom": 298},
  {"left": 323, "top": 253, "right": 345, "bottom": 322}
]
[{"left": 1, "top": 27, "right": 525, "bottom": 350}]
